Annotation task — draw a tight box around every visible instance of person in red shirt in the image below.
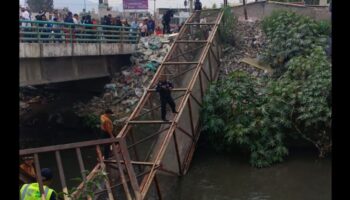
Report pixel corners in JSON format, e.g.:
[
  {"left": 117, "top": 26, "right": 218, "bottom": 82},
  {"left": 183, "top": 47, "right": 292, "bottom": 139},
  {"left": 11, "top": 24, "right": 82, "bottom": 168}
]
[{"left": 155, "top": 26, "right": 162, "bottom": 36}]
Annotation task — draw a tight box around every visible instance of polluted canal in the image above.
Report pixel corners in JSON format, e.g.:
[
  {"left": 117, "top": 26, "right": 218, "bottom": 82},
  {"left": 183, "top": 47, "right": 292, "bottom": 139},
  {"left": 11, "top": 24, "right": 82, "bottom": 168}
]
[
  {"left": 19, "top": 76, "right": 331, "bottom": 199},
  {"left": 20, "top": 27, "right": 331, "bottom": 198}
]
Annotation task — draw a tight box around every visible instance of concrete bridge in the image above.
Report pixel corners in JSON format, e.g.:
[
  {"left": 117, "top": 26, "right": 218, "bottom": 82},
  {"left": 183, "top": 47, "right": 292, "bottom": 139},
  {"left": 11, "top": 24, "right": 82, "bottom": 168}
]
[{"left": 20, "top": 20, "right": 139, "bottom": 86}]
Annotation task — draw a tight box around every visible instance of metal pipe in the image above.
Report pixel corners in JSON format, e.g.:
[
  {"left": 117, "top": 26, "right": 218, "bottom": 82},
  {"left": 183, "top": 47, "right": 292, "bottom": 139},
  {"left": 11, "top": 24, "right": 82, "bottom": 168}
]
[
  {"left": 55, "top": 151, "right": 69, "bottom": 200},
  {"left": 33, "top": 154, "right": 46, "bottom": 200}
]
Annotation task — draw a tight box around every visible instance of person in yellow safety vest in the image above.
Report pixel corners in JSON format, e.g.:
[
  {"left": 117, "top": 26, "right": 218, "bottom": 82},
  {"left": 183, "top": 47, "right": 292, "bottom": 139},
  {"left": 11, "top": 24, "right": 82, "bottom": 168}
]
[
  {"left": 100, "top": 108, "right": 115, "bottom": 159},
  {"left": 20, "top": 168, "right": 57, "bottom": 200}
]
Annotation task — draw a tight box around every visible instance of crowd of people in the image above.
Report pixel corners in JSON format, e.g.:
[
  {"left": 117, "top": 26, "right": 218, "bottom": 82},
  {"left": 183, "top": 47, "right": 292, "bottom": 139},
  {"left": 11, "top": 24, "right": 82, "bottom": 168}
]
[{"left": 20, "top": 6, "right": 182, "bottom": 43}]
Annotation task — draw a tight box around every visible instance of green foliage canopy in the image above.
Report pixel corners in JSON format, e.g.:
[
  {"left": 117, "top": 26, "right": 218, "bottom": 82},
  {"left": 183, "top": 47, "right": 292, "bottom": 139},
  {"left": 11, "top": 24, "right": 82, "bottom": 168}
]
[{"left": 261, "top": 11, "right": 330, "bottom": 76}]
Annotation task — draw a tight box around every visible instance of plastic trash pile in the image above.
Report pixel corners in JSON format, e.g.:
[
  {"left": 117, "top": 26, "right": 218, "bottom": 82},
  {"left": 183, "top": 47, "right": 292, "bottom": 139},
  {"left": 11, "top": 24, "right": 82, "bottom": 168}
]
[{"left": 74, "top": 35, "right": 173, "bottom": 122}]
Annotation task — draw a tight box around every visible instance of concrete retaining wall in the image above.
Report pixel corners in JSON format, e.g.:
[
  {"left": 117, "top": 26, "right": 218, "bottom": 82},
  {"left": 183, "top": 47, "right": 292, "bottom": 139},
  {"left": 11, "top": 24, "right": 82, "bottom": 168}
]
[
  {"left": 20, "top": 55, "right": 131, "bottom": 86},
  {"left": 20, "top": 43, "right": 137, "bottom": 58},
  {"left": 232, "top": 1, "right": 331, "bottom": 21}
]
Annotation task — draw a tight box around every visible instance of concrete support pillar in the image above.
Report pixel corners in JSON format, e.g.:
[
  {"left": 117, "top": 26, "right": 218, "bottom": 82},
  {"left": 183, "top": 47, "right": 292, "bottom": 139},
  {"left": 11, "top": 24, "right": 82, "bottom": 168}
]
[
  {"left": 72, "top": 57, "right": 79, "bottom": 77},
  {"left": 319, "top": 0, "right": 327, "bottom": 6}
]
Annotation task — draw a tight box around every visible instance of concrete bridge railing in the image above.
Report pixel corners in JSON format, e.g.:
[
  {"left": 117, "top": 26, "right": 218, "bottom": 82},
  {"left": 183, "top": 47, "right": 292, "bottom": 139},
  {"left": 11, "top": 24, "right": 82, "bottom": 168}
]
[{"left": 20, "top": 20, "right": 139, "bottom": 58}]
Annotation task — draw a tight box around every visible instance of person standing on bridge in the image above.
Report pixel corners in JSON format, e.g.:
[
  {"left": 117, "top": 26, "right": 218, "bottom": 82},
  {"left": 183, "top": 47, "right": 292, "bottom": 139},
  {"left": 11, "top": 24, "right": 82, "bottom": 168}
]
[
  {"left": 100, "top": 109, "right": 115, "bottom": 159},
  {"left": 194, "top": 0, "right": 202, "bottom": 11},
  {"left": 20, "top": 168, "right": 57, "bottom": 200},
  {"left": 194, "top": 0, "right": 203, "bottom": 33},
  {"left": 162, "top": 10, "right": 173, "bottom": 34},
  {"left": 156, "top": 76, "right": 178, "bottom": 121}
]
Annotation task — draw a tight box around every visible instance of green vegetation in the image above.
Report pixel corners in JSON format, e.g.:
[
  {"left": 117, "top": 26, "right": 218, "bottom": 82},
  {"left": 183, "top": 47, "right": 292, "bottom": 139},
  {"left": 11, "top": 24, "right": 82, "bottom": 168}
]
[
  {"left": 81, "top": 114, "right": 100, "bottom": 130},
  {"left": 219, "top": 6, "right": 237, "bottom": 45},
  {"left": 261, "top": 11, "right": 330, "bottom": 76},
  {"left": 202, "top": 72, "right": 289, "bottom": 167},
  {"left": 59, "top": 170, "right": 108, "bottom": 200},
  {"left": 202, "top": 11, "right": 331, "bottom": 167}
]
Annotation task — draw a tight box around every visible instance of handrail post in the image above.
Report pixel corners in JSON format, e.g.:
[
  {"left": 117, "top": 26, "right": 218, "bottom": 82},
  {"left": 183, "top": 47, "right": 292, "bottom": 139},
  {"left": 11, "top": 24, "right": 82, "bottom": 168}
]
[
  {"left": 121, "top": 26, "right": 124, "bottom": 43},
  {"left": 70, "top": 24, "right": 73, "bottom": 44},
  {"left": 37, "top": 24, "right": 40, "bottom": 43}
]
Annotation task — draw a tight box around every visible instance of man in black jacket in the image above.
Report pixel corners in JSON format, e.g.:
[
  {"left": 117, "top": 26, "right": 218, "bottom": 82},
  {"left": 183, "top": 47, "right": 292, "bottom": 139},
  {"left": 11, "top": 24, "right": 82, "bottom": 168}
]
[
  {"left": 162, "top": 10, "right": 173, "bottom": 34},
  {"left": 194, "top": 0, "right": 202, "bottom": 11},
  {"left": 194, "top": 0, "right": 202, "bottom": 25},
  {"left": 156, "top": 76, "right": 178, "bottom": 121}
]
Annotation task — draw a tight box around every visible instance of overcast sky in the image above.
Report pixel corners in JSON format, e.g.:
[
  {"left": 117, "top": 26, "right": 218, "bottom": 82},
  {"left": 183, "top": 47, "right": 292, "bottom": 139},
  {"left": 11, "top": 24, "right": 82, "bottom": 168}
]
[{"left": 20, "top": 0, "right": 255, "bottom": 13}]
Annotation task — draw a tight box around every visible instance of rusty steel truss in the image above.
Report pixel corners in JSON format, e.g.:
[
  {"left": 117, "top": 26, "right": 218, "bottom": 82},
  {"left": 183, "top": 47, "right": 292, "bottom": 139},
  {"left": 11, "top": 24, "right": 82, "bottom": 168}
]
[{"left": 19, "top": 9, "right": 224, "bottom": 200}]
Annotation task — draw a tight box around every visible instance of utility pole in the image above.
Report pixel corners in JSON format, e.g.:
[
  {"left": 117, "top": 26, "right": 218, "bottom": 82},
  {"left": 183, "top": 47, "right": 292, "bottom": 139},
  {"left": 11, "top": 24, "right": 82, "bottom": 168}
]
[
  {"left": 189, "top": 0, "right": 193, "bottom": 13},
  {"left": 84, "top": 0, "right": 86, "bottom": 12},
  {"left": 243, "top": 0, "right": 248, "bottom": 20},
  {"left": 154, "top": 0, "right": 156, "bottom": 23}
]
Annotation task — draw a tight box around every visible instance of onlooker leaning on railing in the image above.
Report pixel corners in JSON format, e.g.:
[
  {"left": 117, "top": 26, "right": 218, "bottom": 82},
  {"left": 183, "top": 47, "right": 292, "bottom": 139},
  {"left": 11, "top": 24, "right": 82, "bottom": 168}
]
[{"left": 20, "top": 19, "right": 140, "bottom": 44}]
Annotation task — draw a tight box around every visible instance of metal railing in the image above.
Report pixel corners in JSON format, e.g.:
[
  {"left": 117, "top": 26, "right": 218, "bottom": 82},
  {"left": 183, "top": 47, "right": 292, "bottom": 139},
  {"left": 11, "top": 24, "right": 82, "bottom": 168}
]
[
  {"left": 19, "top": 20, "right": 140, "bottom": 44},
  {"left": 19, "top": 138, "right": 125, "bottom": 200}
]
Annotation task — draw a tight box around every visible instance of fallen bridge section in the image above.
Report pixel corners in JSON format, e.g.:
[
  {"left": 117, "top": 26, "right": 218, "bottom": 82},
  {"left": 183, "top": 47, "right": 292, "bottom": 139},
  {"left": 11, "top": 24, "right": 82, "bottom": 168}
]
[{"left": 110, "top": 9, "right": 224, "bottom": 199}]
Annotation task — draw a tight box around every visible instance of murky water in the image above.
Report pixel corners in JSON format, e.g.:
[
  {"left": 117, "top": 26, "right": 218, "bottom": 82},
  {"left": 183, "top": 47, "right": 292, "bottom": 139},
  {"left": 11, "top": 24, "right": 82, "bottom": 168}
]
[
  {"left": 20, "top": 78, "right": 331, "bottom": 200},
  {"left": 167, "top": 145, "right": 331, "bottom": 200}
]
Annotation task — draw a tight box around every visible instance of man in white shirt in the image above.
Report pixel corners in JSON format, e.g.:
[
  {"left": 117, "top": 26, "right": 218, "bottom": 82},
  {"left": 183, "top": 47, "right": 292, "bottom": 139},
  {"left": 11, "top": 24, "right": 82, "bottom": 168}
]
[
  {"left": 73, "top": 14, "right": 80, "bottom": 24},
  {"left": 21, "top": 7, "right": 31, "bottom": 27}
]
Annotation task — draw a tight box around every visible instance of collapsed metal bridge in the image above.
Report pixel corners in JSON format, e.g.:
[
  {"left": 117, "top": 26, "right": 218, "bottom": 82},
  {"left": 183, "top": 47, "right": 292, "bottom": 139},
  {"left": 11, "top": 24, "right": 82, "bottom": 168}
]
[{"left": 20, "top": 9, "right": 224, "bottom": 200}]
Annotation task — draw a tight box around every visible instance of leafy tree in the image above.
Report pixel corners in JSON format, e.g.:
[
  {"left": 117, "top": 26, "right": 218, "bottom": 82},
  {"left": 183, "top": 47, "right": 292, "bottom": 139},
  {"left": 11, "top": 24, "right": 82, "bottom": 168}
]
[
  {"left": 219, "top": 6, "right": 237, "bottom": 45},
  {"left": 282, "top": 47, "right": 331, "bottom": 157},
  {"left": 26, "top": 0, "right": 54, "bottom": 12},
  {"left": 212, "top": 3, "right": 217, "bottom": 9},
  {"left": 202, "top": 48, "right": 331, "bottom": 167},
  {"left": 203, "top": 12, "right": 331, "bottom": 167},
  {"left": 202, "top": 71, "right": 289, "bottom": 168},
  {"left": 261, "top": 11, "right": 330, "bottom": 76}
]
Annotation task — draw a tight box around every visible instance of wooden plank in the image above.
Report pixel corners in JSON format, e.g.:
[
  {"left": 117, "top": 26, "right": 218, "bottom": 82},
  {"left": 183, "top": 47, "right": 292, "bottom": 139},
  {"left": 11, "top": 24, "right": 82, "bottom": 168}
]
[{"left": 240, "top": 57, "right": 273, "bottom": 74}]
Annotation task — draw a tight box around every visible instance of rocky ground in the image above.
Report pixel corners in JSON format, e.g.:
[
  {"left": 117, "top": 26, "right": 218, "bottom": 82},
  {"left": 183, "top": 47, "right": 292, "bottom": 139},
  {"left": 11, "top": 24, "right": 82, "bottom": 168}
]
[
  {"left": 219, "top": 18, "right": 268, "bottom": 79},
  {"left": 20, "top": 86, "right": 57, "bottom": 116}
]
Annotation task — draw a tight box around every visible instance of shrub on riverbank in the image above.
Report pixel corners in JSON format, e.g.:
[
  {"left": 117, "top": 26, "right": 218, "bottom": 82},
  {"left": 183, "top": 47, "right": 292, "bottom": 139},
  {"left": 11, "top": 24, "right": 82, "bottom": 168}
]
[
  {"left": 261, "top": 11, "right": 330, "bottom": 76},
  {"left": 202, "top": 11, "right": 331, "bottom": 167}
]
